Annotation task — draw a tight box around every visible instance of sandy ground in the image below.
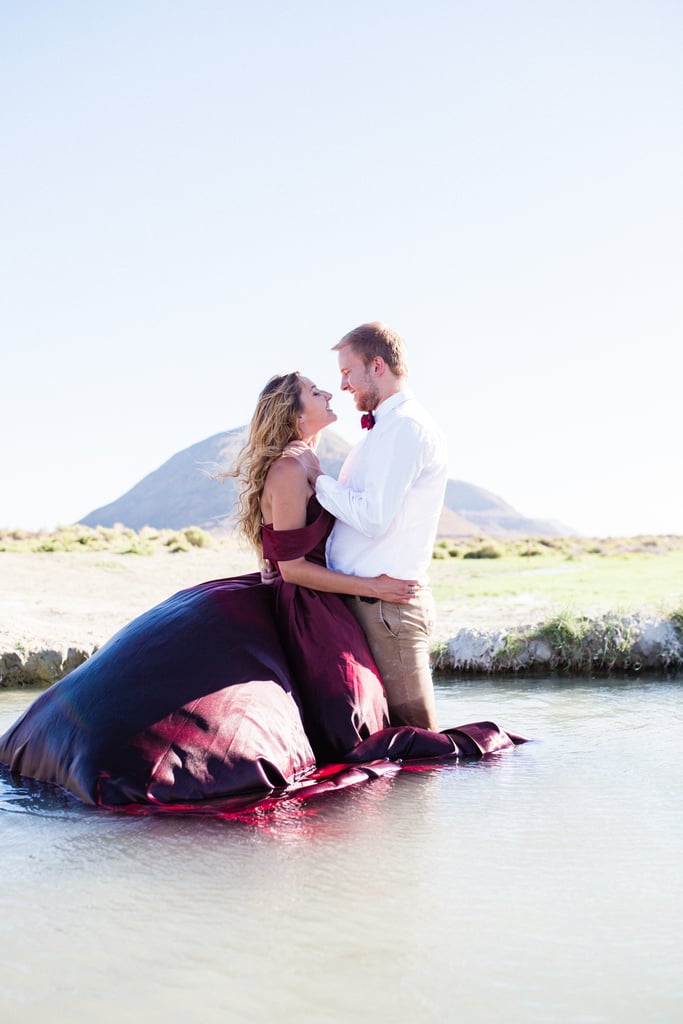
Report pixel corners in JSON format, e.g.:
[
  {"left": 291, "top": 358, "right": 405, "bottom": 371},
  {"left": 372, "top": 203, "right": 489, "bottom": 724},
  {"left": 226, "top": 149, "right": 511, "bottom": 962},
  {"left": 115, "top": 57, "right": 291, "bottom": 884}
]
[{"left": 0, "top": 548, "right": 551, "bottom": 655}]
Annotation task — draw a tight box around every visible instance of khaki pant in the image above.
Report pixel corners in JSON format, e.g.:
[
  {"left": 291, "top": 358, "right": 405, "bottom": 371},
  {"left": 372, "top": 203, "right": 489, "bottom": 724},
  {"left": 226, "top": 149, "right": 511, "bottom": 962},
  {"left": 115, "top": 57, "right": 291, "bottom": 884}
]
[{"left": 346, "top": 590, "right": 438, "bottom": 731}]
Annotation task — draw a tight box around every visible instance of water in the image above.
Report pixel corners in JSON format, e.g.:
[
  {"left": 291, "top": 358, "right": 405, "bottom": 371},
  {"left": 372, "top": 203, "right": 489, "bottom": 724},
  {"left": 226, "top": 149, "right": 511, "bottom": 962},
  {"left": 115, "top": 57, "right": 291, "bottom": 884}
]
[{"left": 1, "top": 676, "right": 682, "bottom": 1024}]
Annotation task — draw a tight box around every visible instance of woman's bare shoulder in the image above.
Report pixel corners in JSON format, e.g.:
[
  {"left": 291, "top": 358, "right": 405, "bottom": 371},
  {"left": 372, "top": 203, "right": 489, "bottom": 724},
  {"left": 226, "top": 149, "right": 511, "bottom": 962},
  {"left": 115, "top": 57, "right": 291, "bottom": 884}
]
[
  {"left": 268, "top": 453, "right": 307, "bottom": 477},
  {"left": 265, "top": 454, "right": 309, "bottom": 490}
]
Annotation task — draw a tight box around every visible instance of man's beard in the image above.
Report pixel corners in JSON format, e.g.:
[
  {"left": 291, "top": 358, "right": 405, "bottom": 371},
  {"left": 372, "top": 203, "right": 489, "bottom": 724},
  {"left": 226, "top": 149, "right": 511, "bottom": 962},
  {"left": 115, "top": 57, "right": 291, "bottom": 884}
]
[{"left": 355, "top": 380, "right": 381, "bottom": 412}]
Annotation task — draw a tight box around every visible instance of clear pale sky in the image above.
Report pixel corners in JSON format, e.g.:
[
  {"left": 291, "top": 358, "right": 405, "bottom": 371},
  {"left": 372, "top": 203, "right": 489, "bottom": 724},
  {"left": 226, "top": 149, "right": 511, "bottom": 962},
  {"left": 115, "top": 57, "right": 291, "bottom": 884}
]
[{"left": 2, "top": 1, "right": 681, "bottom": 537}]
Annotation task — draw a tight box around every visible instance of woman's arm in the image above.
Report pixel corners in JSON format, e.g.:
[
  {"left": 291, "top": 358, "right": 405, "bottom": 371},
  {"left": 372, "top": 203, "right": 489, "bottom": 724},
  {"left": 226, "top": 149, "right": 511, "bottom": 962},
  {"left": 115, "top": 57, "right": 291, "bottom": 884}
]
[{"left": 264, "top": 457, "right": 418, "bottom": 603}]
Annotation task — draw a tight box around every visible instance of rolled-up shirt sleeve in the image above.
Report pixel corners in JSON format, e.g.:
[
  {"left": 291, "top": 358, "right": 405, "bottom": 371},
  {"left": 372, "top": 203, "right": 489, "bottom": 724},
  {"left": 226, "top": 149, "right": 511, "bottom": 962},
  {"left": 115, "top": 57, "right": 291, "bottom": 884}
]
[{"left": 315, "top": 419, "right": 426, "bottom": 538}]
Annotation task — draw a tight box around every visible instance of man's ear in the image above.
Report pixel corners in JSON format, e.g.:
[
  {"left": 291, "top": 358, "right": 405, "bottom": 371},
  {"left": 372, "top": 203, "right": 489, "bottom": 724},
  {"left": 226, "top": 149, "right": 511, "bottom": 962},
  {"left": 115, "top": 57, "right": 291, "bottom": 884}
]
[{"left": 371, "top": 355, "right": 386, "bottom": 377}]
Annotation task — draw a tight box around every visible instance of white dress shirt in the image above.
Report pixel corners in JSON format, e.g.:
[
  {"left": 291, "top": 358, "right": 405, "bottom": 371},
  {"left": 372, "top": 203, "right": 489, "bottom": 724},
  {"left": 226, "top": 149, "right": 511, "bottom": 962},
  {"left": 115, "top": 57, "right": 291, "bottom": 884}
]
[{"left": 315, "top": 390, "right": 448, "bottom": 583}]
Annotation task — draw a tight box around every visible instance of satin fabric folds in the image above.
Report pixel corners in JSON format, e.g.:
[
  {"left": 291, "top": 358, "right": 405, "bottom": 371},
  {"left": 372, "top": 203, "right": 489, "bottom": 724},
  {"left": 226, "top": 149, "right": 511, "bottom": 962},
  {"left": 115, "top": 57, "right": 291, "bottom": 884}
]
[{"left": 0, "top": 499, "right": 525, "bottom": 810}]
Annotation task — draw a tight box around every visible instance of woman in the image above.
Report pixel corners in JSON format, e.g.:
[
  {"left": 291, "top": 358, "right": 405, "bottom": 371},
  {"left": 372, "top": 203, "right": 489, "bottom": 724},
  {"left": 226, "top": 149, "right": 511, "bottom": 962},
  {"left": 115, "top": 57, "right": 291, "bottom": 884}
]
[
  {"left": 225, "top": 371, "right": 418, "bottom": 761},
  {"left": 0, "top": 372, "right": 524, "bottom": 809},
  {"left": 235, "top": 372, "right": 416, "bottom": 603}
]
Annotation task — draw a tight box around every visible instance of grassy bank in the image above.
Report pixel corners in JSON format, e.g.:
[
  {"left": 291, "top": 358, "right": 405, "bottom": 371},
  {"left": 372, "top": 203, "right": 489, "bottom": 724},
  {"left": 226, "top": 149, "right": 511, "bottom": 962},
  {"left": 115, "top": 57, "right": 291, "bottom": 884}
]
[
  {"left": 2, "top": 526, "right": 682, "bottom": 681},
  {"left": 0, "top": 523, "right": 216, "bottom": 555},
  {"left": 430, "top": 533, "right": 683, "bottom": 619},
  {"left": 429, "top": 534, "right": 683, "bottom": 674},
  {"left": 432, "top": 609, "right": 683, "bottom": 675},
  {"left": 2, "top": 525, "right": 682, "bottom": 623}
]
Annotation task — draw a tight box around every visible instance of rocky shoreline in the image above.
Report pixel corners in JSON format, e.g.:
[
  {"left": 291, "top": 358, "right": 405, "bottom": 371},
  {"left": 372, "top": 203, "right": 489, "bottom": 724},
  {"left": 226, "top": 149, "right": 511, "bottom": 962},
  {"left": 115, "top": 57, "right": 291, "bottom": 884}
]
[
  {"left": 1, "top": 644, "right": 93, "bottom": 688},
  {"left": 2, "top": 610, "right": 682, "bottom": 687},
  {"left": 2, "top": 547, "right": 682, "bottom": 687},
  {"left": 433, "top": 611, "right": 683, "bottom": 676}
]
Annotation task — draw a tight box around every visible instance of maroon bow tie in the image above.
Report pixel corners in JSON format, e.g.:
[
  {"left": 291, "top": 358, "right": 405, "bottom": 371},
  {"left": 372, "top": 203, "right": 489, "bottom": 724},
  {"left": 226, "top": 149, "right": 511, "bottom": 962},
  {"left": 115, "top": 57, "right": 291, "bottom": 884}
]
[{"left": 361, "top": 411, "right": 375, "bottom": 430}]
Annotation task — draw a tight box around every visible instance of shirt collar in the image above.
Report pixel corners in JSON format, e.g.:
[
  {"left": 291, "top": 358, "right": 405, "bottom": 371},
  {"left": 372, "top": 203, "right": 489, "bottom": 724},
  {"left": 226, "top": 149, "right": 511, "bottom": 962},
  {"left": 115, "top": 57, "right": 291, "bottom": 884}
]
[{"left": 373, "top": 388, "right": 412, "bottom": 423}]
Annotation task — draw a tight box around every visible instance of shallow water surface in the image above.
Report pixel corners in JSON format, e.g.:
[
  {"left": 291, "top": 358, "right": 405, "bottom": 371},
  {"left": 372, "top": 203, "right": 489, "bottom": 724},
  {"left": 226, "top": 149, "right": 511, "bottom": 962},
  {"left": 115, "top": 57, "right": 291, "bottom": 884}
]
[{"left": 1, "top": 677, "right": 682, "bottom": 1024}]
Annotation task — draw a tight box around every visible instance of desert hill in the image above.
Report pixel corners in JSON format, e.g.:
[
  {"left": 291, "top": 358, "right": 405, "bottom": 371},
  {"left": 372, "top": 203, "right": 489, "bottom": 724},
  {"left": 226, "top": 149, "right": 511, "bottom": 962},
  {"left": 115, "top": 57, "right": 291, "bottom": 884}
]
[{"left": 80, "top": 428, "right": 567, "bottom": 538}]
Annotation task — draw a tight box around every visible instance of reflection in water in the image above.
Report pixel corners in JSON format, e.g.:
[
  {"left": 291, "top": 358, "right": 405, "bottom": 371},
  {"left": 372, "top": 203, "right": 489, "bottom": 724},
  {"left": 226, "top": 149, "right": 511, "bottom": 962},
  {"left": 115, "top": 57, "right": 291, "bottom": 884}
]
[
  {"left": 0, "top": 764, "right": 86, "bottom": 817},
  {"left": 1, "top": 676, "right": 682, "bottom": 1024}
]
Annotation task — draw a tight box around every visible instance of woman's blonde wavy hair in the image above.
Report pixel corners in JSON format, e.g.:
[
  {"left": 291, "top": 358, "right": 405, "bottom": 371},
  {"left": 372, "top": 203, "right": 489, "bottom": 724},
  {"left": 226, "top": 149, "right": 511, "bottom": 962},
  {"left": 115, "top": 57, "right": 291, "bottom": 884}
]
[{"left": 227, "top": 371, "right": 304, "bottom": 553}]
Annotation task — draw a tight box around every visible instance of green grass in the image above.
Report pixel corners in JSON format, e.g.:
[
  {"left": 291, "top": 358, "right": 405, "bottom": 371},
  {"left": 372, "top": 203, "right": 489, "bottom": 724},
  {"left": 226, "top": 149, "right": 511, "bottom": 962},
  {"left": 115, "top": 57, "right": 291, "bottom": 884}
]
[
  {"left": 433, "top": 605, "right": 683, "bottom": 675},
  {"left": 4, "top": 525, "right": 683, "bottom": 678},
  {"left": 430, "top": 536, "right": 683, "bottom": 618},
  {"left": 0, "top": 524, "right": 215, "bottom": 556},
  {"left": 519, "top": 611, "right": 641, "bottom": 671},
  {"left": 3, "top": 525, "right": 683, "bottom": 622}
]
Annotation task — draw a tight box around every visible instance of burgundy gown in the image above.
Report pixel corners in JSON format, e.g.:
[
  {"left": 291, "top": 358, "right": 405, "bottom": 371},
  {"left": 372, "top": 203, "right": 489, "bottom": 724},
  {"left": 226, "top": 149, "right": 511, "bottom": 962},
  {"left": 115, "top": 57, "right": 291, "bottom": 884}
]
[{"left": 0, "top": 498, "right": 525, "bottom": 811}]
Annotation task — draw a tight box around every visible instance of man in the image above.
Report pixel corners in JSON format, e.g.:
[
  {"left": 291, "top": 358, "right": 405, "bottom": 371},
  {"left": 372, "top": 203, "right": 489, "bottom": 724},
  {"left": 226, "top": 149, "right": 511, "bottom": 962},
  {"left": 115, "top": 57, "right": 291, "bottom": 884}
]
[{"left": 309, "top": 321, "right": 448, "bottom": 731}]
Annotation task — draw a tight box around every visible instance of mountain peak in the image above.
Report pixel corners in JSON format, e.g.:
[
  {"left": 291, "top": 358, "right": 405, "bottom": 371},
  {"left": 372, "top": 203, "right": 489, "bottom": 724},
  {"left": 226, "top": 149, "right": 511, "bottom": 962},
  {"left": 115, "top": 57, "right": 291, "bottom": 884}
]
[{"left": 80, "top": 428, "right": 568, "bottom": 538}]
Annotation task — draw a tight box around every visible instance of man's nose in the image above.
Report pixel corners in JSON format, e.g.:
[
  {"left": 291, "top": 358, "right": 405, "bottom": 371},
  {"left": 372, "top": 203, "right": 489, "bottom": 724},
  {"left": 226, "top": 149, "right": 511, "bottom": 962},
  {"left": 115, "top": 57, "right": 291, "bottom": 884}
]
[{"left": 340, "top": 377, "right": 349, "bottom": 391}]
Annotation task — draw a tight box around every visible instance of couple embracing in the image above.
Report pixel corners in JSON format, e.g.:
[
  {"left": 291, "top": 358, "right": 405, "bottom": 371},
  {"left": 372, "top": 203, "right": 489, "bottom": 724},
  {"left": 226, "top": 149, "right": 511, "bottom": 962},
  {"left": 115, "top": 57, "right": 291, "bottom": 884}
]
[
  {"left": 250, "top": 320, "right": 447, "bottom": 734},
  {"left": 0, "top": 322, "right": 524, "bottom": 808}
]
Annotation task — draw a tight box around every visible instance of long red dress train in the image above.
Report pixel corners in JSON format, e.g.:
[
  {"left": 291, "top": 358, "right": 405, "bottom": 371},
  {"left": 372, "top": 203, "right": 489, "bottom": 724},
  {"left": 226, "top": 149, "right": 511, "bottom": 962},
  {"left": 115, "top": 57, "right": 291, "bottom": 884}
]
[{"left": 0, "top": 499, "right": 525, "bottom": 811}]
